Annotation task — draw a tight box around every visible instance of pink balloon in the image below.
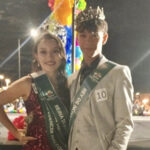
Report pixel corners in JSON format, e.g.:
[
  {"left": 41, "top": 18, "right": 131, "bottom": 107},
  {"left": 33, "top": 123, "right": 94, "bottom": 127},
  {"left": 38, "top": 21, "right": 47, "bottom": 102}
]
[
  {"left": 48, "top": 0, "right": 55, "bottom": 11},
  {"left": 76, "top": 38, "right": 79, "bottom": 46}
]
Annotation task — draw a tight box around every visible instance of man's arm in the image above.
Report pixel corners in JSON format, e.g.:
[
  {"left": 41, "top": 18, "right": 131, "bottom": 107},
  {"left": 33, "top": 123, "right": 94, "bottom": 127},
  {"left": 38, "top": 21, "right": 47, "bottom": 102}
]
[{"left": 108, "top": 66, "right": 134, "bottom": 150}]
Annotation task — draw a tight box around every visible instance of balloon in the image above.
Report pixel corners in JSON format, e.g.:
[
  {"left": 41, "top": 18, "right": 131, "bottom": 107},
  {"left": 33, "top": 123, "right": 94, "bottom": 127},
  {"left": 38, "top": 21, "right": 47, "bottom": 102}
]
[
  {"left": 66, "top": 63, "right": 72, "bottom": 76},
  {"left": 48, "top": 0, "right": 55, "bottom": 11},
  {"left": 80, "top": 55, "right": 83, "bottom": 61},
  {"left": 75, "top": 46, "right": 82, "bottom": 58},
  {"left": 76, "top": 38, "right": 79, "bottom": 46},
  {"left": 53, "top": 0, "right": 74, "bottom": 25},
  {"left": 77, "top": 0, "right": 87, "bottom": 11}
]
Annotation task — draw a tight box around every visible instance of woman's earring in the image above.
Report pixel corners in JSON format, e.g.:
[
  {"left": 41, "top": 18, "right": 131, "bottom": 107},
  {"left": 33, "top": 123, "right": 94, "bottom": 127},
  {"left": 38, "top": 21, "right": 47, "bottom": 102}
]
[{"left": 37, "top": 63, "right": 40, "bottom": 67}]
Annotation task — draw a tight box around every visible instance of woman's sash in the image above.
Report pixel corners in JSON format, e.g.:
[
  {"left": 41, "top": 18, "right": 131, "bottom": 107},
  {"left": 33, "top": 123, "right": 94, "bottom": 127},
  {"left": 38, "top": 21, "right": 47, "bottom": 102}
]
[
  {"left": 31, "top": 72, "right": 69, "bottom": 150},
  {"left": 70, "top": 61, "right": 116, "bottom": 129}
]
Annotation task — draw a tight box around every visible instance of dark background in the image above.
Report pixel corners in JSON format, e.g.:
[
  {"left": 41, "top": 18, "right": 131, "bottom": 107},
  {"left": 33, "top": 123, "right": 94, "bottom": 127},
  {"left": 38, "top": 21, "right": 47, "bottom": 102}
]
[{"left": 0, "top": 0, "right": 150, "bottom": 92}]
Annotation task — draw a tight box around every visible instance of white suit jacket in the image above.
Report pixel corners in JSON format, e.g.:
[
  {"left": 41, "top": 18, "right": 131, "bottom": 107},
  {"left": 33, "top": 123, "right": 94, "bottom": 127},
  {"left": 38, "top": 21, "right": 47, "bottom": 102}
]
[{"left": 68, "top": 56, "right": 134, "bottom": 150}]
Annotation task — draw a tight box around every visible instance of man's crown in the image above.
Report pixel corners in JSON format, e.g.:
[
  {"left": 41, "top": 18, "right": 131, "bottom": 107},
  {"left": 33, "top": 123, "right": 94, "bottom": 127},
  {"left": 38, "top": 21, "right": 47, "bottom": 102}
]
[{"left": 76, "top": 6, "right": 105, "bottom": 25}]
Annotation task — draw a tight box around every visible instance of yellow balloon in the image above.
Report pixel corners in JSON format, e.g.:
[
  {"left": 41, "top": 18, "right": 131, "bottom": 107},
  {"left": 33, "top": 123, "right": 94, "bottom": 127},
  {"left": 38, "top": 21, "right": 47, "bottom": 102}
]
[{"left": 75, "top": 64, "right": 81, "bottom": 70}]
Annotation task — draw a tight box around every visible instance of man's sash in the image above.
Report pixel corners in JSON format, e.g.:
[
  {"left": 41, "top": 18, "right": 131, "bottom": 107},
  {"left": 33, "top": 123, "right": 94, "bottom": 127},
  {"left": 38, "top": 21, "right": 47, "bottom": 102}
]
[
  {"left": 31, "top": 72, "right": 69, "bottom": 150},
  {"left": 70, "top": 61, "right": 116, "bottom": 129}
]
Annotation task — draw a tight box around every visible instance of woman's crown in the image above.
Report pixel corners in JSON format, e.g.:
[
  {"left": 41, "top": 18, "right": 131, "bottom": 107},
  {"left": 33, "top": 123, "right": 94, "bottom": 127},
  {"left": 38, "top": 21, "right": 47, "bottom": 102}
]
[{"left": 76, "top": 6, "right": 105, "bottom": 25}]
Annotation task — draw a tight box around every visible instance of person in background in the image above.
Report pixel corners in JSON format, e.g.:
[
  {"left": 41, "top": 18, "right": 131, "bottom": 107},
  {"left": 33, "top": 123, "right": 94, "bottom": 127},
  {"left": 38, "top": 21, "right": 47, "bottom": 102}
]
[
  {"left": 0, "top": 32, "right": 70, "bottom": 150},
  {"left": 68, "top": 6, "right": 134, "bottom": 150}
]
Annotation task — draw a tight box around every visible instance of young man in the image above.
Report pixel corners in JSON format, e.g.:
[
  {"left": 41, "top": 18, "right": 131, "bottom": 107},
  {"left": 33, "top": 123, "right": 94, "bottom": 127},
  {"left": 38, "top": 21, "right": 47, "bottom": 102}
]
[{"left": 68, "top": 6, "right": 134, "bottom": 150}]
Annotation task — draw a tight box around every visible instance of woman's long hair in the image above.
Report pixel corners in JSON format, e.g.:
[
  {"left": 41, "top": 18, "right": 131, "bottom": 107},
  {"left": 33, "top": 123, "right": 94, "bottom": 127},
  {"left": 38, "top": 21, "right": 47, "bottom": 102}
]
[{"left": 32, "top": 32, "right": 70, "bottom": 109}]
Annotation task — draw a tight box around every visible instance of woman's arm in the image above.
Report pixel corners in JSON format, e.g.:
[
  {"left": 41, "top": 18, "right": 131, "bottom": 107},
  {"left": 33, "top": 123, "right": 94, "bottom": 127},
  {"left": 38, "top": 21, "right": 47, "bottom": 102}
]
[
  {"left": 0, "top": 75, "right": 31, "bottom": 105},
  {"left": 0, "top": 75, "right": 36, "bottom": 142}
]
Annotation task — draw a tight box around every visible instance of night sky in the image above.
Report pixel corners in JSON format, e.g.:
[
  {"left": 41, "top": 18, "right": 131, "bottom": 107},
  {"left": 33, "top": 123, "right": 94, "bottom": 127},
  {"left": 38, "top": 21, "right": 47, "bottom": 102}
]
[{"left": 0, "top": 0, "right": 150, "bottom": 93}]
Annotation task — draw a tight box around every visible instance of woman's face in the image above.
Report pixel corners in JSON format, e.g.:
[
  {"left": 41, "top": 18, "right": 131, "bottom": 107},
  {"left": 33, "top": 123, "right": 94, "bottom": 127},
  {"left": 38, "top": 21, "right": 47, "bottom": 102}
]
[{"left": 35, "top": 38, "right": 62, "bottom": 74}]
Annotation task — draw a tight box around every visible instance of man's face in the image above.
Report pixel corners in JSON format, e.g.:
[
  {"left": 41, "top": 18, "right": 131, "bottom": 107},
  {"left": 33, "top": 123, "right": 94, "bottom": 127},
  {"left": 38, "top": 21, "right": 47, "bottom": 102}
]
[{"left": 77, "top": 30, "right": 107, "bottom": 59}]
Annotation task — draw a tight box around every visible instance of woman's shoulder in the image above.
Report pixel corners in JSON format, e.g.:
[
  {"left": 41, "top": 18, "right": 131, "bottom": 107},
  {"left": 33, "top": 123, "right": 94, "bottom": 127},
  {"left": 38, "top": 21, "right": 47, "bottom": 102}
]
[
  {"left": 10, "top": 75, "right": 32, "bottom": 100},
  {"left": 12, "top": 75, "right": 32, "bottom": 86},
  {"left": 0, "top": 75, "right": 33, "bottom": 104}
]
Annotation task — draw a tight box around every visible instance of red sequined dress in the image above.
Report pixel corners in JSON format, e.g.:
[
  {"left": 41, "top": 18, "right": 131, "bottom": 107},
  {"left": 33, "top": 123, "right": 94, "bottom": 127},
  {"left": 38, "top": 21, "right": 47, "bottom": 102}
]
[{"left": 22, "top": 88, "right": 53, "bottom": 150}]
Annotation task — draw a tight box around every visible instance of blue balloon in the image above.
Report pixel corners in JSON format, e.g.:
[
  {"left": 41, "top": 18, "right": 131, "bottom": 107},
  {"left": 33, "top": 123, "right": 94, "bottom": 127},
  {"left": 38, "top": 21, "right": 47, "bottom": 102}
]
[
  {"left": 65, "top": 63, "right": 72, "bottom": 76},
  {"left": 65, "top": 26, "right": 72, "bottom": 55},
  {"left": 75, "top": 46, "right": 82, "bottom": 58}
]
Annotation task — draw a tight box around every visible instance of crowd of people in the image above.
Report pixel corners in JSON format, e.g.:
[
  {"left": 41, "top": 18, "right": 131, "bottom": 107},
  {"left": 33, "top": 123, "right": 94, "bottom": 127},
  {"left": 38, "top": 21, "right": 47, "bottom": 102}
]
[{"left": 0, "top": 6, "right": 134, "bottom": 150}]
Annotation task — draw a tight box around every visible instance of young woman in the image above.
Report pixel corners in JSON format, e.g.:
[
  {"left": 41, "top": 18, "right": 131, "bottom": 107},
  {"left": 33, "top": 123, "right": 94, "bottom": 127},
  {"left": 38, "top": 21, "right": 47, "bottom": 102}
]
[{"left": 0, "top": 32, "right": 70, "bottom": 150}]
